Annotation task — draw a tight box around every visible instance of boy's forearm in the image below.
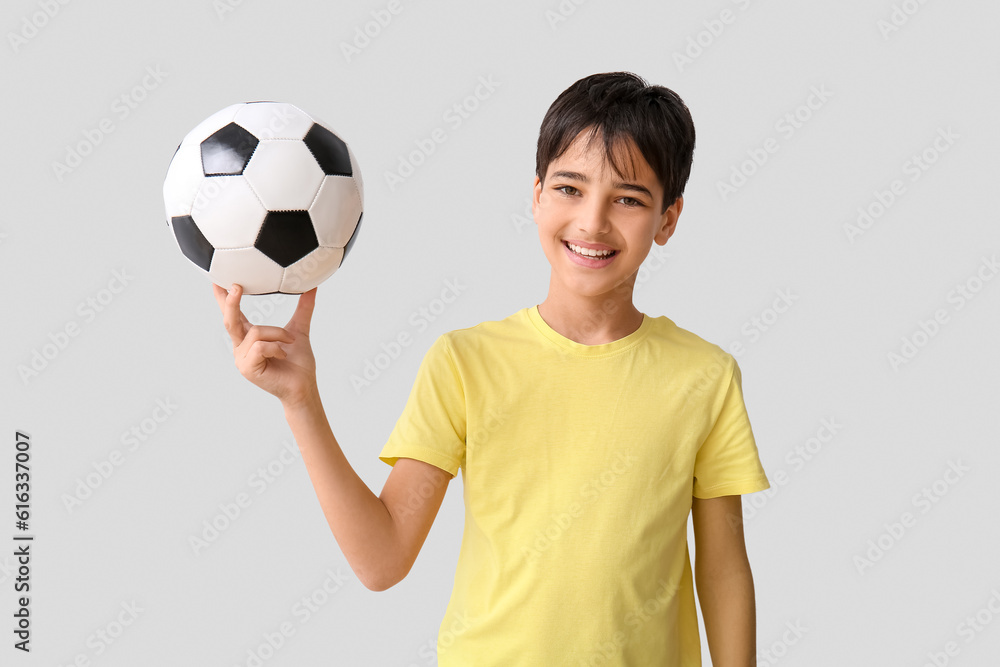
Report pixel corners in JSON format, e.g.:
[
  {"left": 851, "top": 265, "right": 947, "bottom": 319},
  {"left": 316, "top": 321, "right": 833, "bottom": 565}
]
[
  {"left": 696, "top": 563, "right": 757, "bottom": 667},
  {"left": 283, "top": 392, "right": 397, "bottom": 590}
]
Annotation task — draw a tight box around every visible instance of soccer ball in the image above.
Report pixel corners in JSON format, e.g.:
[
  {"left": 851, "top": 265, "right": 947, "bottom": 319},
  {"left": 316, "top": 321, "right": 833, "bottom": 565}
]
[{"left": 162, "top": 101, "right": 364, "bottom": 295}]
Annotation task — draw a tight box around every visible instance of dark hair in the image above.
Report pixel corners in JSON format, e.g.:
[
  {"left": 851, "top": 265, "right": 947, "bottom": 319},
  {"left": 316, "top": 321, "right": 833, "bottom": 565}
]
[{"left": 535, "top": 72, "right": 696, "bottom": 214}]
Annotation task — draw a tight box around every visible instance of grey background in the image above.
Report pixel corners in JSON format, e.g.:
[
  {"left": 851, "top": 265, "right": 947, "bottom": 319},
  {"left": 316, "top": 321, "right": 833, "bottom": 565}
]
[{"left": 2, "top": 0, "right": 998, "bottom": 665}]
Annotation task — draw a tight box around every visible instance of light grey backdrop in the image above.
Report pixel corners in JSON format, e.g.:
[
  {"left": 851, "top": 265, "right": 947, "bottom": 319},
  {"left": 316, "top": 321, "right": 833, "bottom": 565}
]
[{"left": 3, "top": 0, "right": 998, "bottom": 665}]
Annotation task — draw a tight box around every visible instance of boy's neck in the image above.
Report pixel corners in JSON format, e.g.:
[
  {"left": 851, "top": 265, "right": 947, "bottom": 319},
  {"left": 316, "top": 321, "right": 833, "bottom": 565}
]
[{"left": 536, "top": 290, "right": 644, "bottom": 346}]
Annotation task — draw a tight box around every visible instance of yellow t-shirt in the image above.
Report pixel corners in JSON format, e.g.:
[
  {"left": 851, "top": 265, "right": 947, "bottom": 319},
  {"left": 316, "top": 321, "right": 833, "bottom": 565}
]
[{"left": 379, "top": 305, "right": 770, "bottom": 666}]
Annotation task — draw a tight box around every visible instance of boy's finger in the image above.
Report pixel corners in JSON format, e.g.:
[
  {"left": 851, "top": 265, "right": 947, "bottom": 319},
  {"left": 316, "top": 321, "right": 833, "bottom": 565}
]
[
  {"left": 212, "top": 283, "right": 228, "bottom": 311},
  {"left": 239, "top": 325, "right": 296, "bottom": 348},
  {"left": 287, "top": 287, "right": 318, "bottom": 336},
  {"left": 250, "top": 340, "right": 288, "bottom": 361},
  {"left": 217, "top": 283, "right": 251, "bottom": 346}
]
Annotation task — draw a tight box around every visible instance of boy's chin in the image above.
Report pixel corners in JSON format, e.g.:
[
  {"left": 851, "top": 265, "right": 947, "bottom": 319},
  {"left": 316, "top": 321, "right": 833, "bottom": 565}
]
[{"left": 555, "top": 274, "right": 635, "bottom": 297}]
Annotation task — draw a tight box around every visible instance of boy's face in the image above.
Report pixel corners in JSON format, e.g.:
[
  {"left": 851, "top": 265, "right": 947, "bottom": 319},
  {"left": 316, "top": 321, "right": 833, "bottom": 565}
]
[{"left": 532, "top": 130, "right": 682, "bottom": 300}]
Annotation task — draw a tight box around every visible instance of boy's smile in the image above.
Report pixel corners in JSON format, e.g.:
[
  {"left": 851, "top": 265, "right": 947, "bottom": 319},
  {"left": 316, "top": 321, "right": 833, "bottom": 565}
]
[{"left": 532, "top": 128, "right": 682, "bottom": 343}]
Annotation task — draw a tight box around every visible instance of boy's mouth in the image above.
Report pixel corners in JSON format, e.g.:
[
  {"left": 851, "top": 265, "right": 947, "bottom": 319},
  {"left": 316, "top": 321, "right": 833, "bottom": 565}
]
[{"left": 564, "top": 241, "right": 617, "bottom": 258}]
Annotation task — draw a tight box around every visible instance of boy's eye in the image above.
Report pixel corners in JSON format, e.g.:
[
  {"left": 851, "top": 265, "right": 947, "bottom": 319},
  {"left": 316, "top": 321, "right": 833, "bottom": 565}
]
[{"left": 552, "top": 186, "right": 645, "bottom": 208}]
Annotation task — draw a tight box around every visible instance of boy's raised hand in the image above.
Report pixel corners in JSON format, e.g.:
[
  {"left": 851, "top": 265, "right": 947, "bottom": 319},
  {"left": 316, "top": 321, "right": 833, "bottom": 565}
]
[{"left": 213, "top": 283, "right": 320, "bottom": 409}]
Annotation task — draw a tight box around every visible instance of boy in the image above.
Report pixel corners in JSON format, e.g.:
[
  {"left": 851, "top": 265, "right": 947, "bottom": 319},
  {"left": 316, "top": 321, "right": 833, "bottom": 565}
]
[{"left": 214, "top": 71, "right": 770, "bottom": 666}]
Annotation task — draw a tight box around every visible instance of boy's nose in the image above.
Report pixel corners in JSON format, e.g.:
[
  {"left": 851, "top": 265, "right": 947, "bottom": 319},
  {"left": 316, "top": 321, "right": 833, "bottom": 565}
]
[{"left": 575, "top": 199, "right": 612, "bottom": 235}]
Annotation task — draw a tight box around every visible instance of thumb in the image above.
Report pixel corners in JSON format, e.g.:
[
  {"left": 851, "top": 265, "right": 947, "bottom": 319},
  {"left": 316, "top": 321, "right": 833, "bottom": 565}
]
[{"left": 287, "top": 287, "right": 317, "bottom": 335}]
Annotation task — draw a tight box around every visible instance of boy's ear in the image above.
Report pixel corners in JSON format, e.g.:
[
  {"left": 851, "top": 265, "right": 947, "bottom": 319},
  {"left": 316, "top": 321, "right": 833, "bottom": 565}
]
[
  {"left": 531, "top": 176, "right": 543, "bottom": 218},
  {"left": 655, "top": 196, "right": 684, "bottom": 245}
]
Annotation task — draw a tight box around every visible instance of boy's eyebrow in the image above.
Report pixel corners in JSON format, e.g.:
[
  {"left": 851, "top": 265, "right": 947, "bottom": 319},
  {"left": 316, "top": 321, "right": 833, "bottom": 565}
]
[{"left": 551, "top": 170, "right": 653, "bottom": 199}]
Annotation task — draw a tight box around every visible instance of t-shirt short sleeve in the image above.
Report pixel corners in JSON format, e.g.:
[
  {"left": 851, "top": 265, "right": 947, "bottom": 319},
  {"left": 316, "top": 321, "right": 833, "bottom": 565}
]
[
  {"left": 378, "top": 334, "right": 466, "bottom": 478},
  {"left": 692, "top": 356, "right": 770, "bottom": 498}
]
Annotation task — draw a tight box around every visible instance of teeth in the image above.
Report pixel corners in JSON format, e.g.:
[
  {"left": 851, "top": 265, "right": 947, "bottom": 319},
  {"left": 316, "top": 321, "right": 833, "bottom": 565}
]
[{"left": 567, "top": 242, "right": 614, "bottom": 258}]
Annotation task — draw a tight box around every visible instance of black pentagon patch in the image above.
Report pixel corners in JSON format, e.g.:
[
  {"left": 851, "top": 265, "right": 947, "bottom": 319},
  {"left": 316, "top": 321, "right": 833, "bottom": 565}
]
[
  {"left": 340, "top": 212, "right": 363, "bottom": 266},
  {"left": 201, "top": 123, "right": 259, "bottom": 176},
  {"left": 303, "top": 124, "right": 352, "bottom": 176},
  {"left": 255, "top": 211, "right": 319, "bottom": 268},
  {"left": 172, "top": 215, "right": 214, "bottom": 271}
]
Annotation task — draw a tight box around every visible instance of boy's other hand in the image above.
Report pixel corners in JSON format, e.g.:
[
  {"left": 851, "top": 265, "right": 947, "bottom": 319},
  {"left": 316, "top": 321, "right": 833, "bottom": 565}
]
[{"left": 213, "top": 283, "right": 320, "bottom": 410}]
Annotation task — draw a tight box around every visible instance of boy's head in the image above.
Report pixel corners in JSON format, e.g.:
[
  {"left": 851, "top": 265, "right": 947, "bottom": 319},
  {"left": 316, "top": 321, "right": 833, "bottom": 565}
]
[{"left": 535, "top": 72, "right": 696, "bottom": 214}]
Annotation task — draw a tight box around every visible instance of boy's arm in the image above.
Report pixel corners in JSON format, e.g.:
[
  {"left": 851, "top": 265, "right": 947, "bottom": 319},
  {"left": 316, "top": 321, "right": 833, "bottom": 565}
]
[
  {"left": 285, "top": 393, "right": 452, "bottom": 592},
  {"left": 214, "top": 283, "right": 452, "bottom": 593},
  {"left": 691, "top": 494, "right": 757, "bottom": 667}
]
